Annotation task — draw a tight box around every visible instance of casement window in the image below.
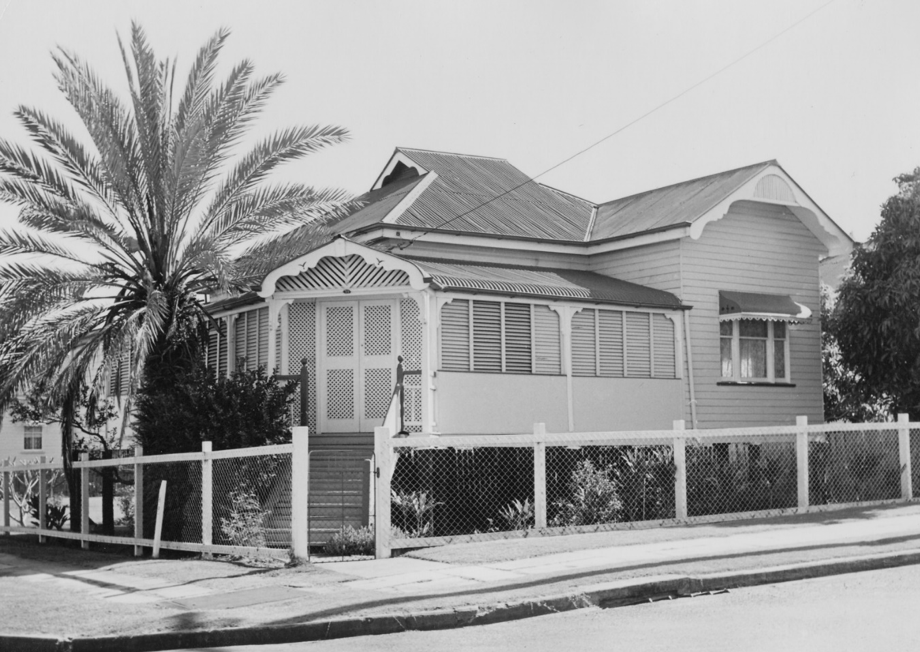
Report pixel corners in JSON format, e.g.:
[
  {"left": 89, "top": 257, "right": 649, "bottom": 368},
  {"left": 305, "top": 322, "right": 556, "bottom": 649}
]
[
  {"left": 205, "top": 319, "right": 229, "bottom": 377},
  {"left": 440, "top": 299, "right": 562, "bottom": 374},
  {"left": 720, "top": 319, "right": 789, "bottom": 383},
  {"left": 572, "top": 308, "right": 676, "bottom": 378},
  {"left": 108, "top": 349, "right": 131, "bottom": 397},
  {"left": 233, "top": 308, "right": 270, "bottom": 371},
  {"left": 23, "top": 425, "right": 43, "bottom": 451}
]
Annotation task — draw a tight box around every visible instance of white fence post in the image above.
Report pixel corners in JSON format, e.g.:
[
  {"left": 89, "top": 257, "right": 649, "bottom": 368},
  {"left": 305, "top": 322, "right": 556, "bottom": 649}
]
[
  {"left": 134, "top": 445, "right": 144, "bottom": 557},
  {"left": 153, "top": 480, "right": 167, "bottom": 559},
  {"left": 374, "top": 426, "right": 392, "bottom": 559},
  {"left": 673, "top": 420, "right": 687, "bottom": 520},
  {"left": 898, "top": 413, "right": 913, "bottom": 500},
  {"left": 2, "top": 461, "right": 9, "bottom": 535},
  {"left": 796, "top": 415, "right": 809, "bottom": 509},
  {"left": 291, "top": 426, "right": 310, "bottom": 561},
  {"left": 38, "top": 455, "right": 46, "bottom": 543},
  {"left": 80, "top": 453, "right": 90, "bottom": 549},
  {"left": 533, "top": 423, "right": 547, "bottom": 529},
  {"left": 201, "top": 441, "right": 213, "bottom": 559}
]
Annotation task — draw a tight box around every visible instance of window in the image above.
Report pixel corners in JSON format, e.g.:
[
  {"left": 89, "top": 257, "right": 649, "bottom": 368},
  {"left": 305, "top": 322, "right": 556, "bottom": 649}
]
[
  {"left": 440, "top": 299, "right": 561, "bottom": 374},
  {"left": 572, "top": 308, "right": 677, "bottom": 378},
  {"left": 108, "top": 348, "right": 131, "bottom": 397},
  {"left": 24, "top": 425, "right": 42, "bottom": 451},
  {"left": 720, "top": 319, "right": 790, "bottom": 383},
  {"left": 205, "top": 319, "right": 229, "bottom": 377},
  {"left": 234, "top": 308, "right": 269, "bottom": 371}
]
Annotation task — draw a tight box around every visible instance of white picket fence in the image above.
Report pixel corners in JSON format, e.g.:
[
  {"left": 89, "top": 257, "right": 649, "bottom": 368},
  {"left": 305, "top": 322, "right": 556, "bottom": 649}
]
[
  {"left": 0, "top": 432, "right": 313, "bottom": 559},
  {"left": 373, "top": 415, "right": 920, "bottom": 558}
]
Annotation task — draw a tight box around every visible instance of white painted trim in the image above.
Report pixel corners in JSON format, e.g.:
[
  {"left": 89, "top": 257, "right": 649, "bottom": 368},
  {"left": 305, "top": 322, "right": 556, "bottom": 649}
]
[
  {"left": 259, "top": 237, "right": 429, "bottom": 298},
  {"left": 351, "top": 225, "right": 693, "bottom": 256},
  {"left": 583, "top": 205, "right": 599, "bottom": 242},
  {"left": 371, "top": 151, "right": 429, "bottom": 191},
  {"left": 688, "top": 164, "right": 851, "bottom": 257},
  {"left": 422, "top": 289, "right": 438, "bottom": 433},
  {"left": 280, "top": 303, "right": 290, "bottom": 374},
  {"left": 665, "top": 312, "right": 684, "bottom": 381},
  {"left": 381, "top": 171, "right": 439, "bottom": 224}
]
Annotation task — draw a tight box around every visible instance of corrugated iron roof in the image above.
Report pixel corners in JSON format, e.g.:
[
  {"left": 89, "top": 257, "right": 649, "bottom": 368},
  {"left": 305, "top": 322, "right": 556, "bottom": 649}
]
[
  {"left": 392, "top": 148, "right": 595, "bottom": 240},
  {"left": 403, "top": 256, "right": 684, "bottom": 309},
  {"left": 206, "top": 291, "right": 261, "bottom": 313},
  {"left": 591, "top": 161, "right": 774, "bottom": 240}
]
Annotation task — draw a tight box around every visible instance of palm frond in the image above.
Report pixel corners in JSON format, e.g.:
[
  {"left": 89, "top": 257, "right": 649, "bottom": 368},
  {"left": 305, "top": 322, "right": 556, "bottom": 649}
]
[
  {"left": 200, "top": 125, "right": 349, "bottom": 235},
  {"left": 14, "top": 106, "right": 120, "bottom": 218}
]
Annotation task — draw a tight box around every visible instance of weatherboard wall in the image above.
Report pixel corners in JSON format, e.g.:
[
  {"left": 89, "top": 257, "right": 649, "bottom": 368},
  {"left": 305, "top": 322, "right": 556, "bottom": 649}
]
[{"left": 680, "top": 201, "right": 826, "bottom": 428}]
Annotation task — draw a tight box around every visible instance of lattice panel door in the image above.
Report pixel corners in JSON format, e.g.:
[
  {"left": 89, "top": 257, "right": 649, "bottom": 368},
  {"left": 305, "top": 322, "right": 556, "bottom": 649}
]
[
  {"left": 321, "top": 303, "right": 360, "bottom": 432},
  {"left": 288, "top": 302, "right": 317, "bottom": 434},
  {"left": 360, "top": 301, "right": 396, "bottom": 430},
  {"left": 400, "top": 298, "right": 424, "bottom": 432}
]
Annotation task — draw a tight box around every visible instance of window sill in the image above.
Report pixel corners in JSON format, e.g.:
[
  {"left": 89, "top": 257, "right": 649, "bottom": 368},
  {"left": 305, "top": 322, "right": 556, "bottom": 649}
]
[{"left": 717, "top": 381, "right": 796, "bottom": 388}]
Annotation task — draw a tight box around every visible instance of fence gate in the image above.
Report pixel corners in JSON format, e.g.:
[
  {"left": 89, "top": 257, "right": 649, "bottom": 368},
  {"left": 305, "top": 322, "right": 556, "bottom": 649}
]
[{"left": 308, "top": 450, "right": 373, "bottom": 546}]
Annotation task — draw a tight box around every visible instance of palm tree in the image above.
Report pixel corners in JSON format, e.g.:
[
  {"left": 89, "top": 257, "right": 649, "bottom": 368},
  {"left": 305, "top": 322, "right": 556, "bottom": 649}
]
[{"left": 0, "top": 23, "right": 352, "bottom": 462}]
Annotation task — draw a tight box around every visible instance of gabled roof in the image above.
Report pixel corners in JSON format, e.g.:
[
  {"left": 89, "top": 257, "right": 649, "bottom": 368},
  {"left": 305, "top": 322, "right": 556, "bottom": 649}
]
[
  {"left": 368, "top": 147, "right": 596, "bottom": 240},
  {"left": 591, "top": 161, "right": 774, "bottom": 240},
  {"left": 405, "top": 256, "right": 684, "bottom": 309},
  {"left": 236, "top": 148, "right": 852, "bottom": 281}
]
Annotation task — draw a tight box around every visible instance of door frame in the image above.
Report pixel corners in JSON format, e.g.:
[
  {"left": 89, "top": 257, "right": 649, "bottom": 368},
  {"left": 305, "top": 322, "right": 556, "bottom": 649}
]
[{"left": 316, "top": 297, "right": 400, "bottom": 434}]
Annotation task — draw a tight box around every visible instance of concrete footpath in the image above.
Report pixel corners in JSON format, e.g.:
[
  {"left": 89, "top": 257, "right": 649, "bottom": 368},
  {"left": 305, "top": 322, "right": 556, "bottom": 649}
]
[{"left": 4, "top": 503, "right": 920, "bottom": 651}]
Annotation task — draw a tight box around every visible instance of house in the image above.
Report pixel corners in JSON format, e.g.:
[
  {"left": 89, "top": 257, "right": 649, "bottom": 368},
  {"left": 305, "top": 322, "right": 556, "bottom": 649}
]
[
  {"left": 202, "top": 147, "right": 852, "bottom": 444},
  {"left": 196, "top": 147, "right": 853, "bottom": 539},
  {"left": 0, "top": 416, "right": 62, "bottom": 463}
]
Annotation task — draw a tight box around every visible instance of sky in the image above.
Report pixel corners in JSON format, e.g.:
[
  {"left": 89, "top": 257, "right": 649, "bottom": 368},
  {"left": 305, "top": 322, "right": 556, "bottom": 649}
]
[{"left": 0, "top": 0, "right": 918, "bottom": 243}]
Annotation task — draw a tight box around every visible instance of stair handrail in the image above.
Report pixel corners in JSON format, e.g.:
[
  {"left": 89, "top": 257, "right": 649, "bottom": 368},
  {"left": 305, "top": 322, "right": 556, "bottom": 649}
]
[
  {"left": 387, "top": 355, "right": 421, "bottom": 436},
  {"left": 276, "top": 358, "right": 310, "bottom": 427}
]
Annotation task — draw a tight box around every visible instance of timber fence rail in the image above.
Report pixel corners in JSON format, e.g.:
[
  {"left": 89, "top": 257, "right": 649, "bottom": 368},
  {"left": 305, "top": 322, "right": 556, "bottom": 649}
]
[
  {"left": 374, "top": 415, "right": 920, "bottom": 558},
  {"left": 0, "top": 428, "right": 313, "bottom": 560}
]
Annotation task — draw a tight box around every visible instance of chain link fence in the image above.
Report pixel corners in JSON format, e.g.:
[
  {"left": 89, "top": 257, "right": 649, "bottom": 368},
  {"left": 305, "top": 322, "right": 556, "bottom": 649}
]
[
  {"left": 686, "top": 437, "right": 798, "bottom": 517},
  {"left": 378, "top": 418, "right": 920, "bottom": 555}
]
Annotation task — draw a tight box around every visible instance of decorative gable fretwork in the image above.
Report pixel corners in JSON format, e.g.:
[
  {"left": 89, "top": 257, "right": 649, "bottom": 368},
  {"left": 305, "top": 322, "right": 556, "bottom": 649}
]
[{"left": 275, "top": 254, "right": 411, "bottom": 293}]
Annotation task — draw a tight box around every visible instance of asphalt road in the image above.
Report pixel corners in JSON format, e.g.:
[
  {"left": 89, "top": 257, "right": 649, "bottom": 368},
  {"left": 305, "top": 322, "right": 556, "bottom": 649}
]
[{"left": 184, "top": 564, "right": 920, "bottom": 651}]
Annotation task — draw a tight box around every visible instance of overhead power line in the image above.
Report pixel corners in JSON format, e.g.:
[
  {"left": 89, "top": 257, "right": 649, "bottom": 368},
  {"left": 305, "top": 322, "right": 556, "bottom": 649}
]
[{"left": 392, "top": 0, "right": 839, "bottom": 251}]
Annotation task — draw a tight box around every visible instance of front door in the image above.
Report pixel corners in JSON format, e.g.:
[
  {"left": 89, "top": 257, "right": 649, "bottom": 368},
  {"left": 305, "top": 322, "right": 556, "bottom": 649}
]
[{"left": 319, "top": 300, "right": 397, "bottom": 433}]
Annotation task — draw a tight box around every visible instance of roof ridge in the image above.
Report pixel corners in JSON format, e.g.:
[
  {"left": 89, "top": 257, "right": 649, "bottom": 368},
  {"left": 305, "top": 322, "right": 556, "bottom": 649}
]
[
  {"left": 598, "top": 160, "right": 776, "bottom": 207},
  {"left": 397, "top": 146, "right": 509, "bottom": 162},
  {"left": 537, "top": 182, "right": 597, "bottom": 208}
]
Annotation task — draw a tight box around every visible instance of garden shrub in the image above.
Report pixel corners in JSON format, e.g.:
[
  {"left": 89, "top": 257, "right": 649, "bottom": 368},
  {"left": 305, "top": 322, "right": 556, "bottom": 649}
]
[
  {"left": 324, "top": 525, "right": 374, "bottom": 556},
  {"left": 497, "top": 498, "right": 534, "bottom": 531},
  {"left": 551, "top": 459, "right": 622, "bottom": 526},
  {"left": 220, "top": 489, "right": 270, "bottom": 548}
]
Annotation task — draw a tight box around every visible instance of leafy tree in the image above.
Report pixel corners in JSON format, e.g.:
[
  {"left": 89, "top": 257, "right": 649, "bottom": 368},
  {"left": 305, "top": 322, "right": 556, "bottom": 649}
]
[
  {"left": 0, "top": 24, "right": 353, "bottom": 466},
  {"left": 821, "top": 287, "right": 889, "bottom": 422},
  {"left": 9, "top": 382, "right": 123, "bottom": 453},
  {"left": 832, "top": 169, "right": 920, "bottom": 419},
  {"left": 132, "top": 360, "right": 297, "bottom": 453}
]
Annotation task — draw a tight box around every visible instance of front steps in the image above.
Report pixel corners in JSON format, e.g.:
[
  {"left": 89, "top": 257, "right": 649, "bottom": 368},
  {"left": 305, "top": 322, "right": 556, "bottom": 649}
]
[{"left": 263, "top": 446, "right": 373, "bottom": 547}]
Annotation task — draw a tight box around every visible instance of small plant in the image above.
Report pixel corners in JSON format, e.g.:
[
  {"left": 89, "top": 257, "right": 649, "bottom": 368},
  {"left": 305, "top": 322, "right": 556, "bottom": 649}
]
[
  {"left": 391, "top": 489, "right": 442, "bottom": 538},
  {"left": 28, "top": 494, "right": 69, "bottom": 530},
  {"left": 116, "top": 492, "right": 135, "bottom": 529},
  {"left": 551, "top": 459, "right": 622, "bottom": 527},
  {"left": 324, "top": 525, "right": 375, "bottom": 556},
  {"left": 498, "top": 498, "right": 534, "bottom": 531},
  {"left": 220, "top": 489, "right": 270, "bottom": 548}
]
